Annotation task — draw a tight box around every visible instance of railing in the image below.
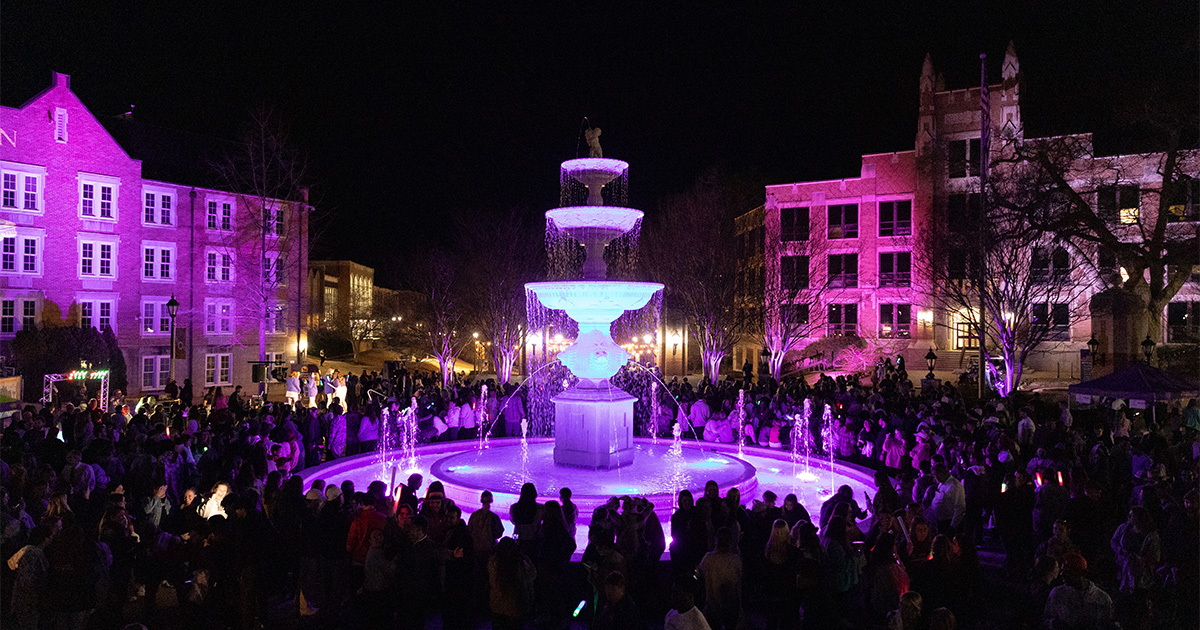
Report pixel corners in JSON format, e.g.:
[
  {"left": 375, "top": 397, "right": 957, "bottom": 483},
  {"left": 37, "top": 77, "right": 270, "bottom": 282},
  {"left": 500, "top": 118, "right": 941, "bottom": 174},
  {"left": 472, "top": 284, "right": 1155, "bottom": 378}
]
[
  {"left": 829, "top": 273, "right": 858, "bottom": 288},
  {"left": 879, "top": 220, "right": 911, "bottom": 237},
  {"left": 879, "top": 272, "right": 911, "bottom": 288}
]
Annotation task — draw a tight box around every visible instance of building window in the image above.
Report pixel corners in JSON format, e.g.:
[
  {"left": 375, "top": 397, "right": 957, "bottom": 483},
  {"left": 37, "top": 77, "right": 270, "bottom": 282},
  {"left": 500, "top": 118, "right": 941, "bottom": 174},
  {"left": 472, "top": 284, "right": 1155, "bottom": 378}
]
[
  {"left": 1, "top": 298, "right": 38, "bottom": 334},
  {"left": 142, "top": 355, "right": 170, "bottom": 390},
  {"left": 1167, "top": 177, "right": 1200, "bottom": 223},
  {"left": 1098, "top": 185, "right": 1140, "bottom": 224},
  {"left": 1, "top": 167, "right": 43, "bottom": 212},
  {"left": 205, "top": 249, "right": 234, "bottom": 283},
  {"left": 827, "top": 303, "right": 857, "bottom": 336},
  {"left": 207, "top": 198, "right": 234, "bottom": 231},
  {"left": 267, "top": 303, "right": 286, "bottom": 334},
  {"left": 79, "top": 239, "right": 116, "bottom": 279},
  {"left": 879, "top": 252, "right": 912, "bottom": 287},
  {"left": 79, "top": 176, "right": 118, "bottom": 220},
  {"left": 827, "top": 204, "right": 858, "bottom": 239},
  {"left": 1032, "top": 303, "right": 1070, "bottom": 341},
  {"left": 141, "top": 299, "right": 172, "bottom": 336},
  {"left": 78, "top": 298, "right": 115, "bottom": 332},
  {"left": 878, "top": 200, "right": 912, "bottom": 237},
  {"left": 1168, "top": 302, "right": 1200, "bottom": 343},
  {"left": 205, "top": 299, "right": 235, "bottom": 335},
  {"left": 143, "top": 190, "right": 175, "bottom": 226},
  {"left": 955, "top": 319, "right": 979, "bottom": 349},
  {"left": 879, "top": 304, "right": 911, "bottom": 339},
  {"left": 264, "top": 204, "right": 285, "bottom": 237},
  {"left": 54, "top": 108, "right": 68, "bottom": 143},
  {"left": 142, "top": 242, "right": 175, "bottom": 282},
  {"left": 1, "top": 228, "right": 43, "bottom": 276},
  {"left": 1032, "top": 246, "right": 1070, "bottom": 284},
  {"left": 947, "top": 193, "right": 981, "bottom": 234},
  {"left": 828, "top": 253, "right": 858, "bottom": 288},
  {"left": 205, "top": 353, "right": 233, "bottom": 386},
  {"left": 785, "top": 303, "right": 810, "bottom": 327},
  {"left": 1098, "top": 248, "right": 1118, "bottom": 280},
  {"left": 948, "top": 138, "right": 981, "bottom": 179},
  {"left": 263, "top": 252, "right": 281, "bottom": 285},
  {"left": 781, "top": 255, "right": 809, "bottom": 292},
  {"left": 780, "top": 206, "right": 809, "bottom": 242}
]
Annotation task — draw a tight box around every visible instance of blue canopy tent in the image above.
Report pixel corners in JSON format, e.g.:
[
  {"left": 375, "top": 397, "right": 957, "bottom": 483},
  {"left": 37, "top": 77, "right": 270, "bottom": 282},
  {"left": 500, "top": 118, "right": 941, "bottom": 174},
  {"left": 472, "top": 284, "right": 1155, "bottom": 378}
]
[{"left": 1069, "top": 362, "right": 1200, "bottom": 422}]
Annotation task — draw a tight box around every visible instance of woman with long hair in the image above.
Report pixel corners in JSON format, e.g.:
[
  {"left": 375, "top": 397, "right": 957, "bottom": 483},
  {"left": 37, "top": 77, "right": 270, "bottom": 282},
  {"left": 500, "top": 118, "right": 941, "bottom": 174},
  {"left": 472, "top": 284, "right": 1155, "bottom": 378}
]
[
  {"left": 866, "top": 532, "right": 910, "bottom": 620},
  {"left": 509, "top": 482, "right": 541, "bottom": 554},
  {"left": 763, "top": 519, "right": 798, "bottom": 630},
  {"left": 488, "top": 537, "right": 536, "bottom": 630},
  {"left": 535, "top": 500, "right": 577, "bottom": 624},
  {"left": 887, "top": 590, "right": 923, "bottom": 630},
  {"left": 821, "top": 514, "right": 863, "bottom": 614}
]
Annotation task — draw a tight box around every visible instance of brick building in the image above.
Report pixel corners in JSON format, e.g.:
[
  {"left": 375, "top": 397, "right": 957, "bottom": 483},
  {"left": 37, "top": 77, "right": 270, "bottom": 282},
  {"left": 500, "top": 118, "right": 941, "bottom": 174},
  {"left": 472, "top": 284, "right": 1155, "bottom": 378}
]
[
  {"left": 761, "top": 44, "right": 1199, "bottom": 376},
  {"left": 1, "top": 72, "right": 310, "bottom": 398}
]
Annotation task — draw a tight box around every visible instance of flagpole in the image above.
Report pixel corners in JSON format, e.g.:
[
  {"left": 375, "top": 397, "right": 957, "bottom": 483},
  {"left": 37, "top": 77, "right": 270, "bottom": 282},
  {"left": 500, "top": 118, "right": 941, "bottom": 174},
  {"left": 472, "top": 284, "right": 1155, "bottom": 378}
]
[{"left": 978, "top": 53, "right": 989, "bottom": 400}]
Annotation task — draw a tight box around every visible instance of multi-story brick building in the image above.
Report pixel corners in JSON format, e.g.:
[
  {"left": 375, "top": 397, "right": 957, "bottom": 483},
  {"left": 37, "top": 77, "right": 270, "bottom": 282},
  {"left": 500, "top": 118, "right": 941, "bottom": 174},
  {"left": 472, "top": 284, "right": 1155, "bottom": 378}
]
[
  {"left": 761, "top": 44, "right": 1199, "bottom": 377},
  {"left": 1, "top": 72, "right": 310, "bottom": 398}
]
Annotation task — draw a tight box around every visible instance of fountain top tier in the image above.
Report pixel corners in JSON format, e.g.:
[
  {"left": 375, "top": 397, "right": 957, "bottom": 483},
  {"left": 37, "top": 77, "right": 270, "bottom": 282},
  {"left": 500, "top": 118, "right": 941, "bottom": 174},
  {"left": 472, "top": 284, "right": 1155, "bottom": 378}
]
[{"left": 562, "top": 158, "right": 629, "bottom": 207}]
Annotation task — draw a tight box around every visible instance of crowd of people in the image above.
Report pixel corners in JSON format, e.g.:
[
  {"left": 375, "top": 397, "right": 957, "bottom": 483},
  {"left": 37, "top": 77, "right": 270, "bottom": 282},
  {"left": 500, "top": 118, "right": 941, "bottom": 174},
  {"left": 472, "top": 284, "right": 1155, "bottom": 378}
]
[{"left": 1, "top": 356, "right": 1197, "bottom": 630}]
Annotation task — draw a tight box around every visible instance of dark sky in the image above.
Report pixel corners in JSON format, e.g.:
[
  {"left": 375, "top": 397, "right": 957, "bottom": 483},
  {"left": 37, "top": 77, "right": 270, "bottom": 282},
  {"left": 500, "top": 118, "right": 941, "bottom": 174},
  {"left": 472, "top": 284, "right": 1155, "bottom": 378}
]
[{"left": 3, "top": 1, "right": 1196, "bottom": 284}]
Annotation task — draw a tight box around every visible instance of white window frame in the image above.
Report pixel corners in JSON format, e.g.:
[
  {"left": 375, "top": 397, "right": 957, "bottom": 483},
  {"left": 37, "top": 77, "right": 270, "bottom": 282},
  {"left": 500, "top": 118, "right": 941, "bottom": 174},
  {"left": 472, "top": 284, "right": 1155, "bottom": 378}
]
[
  {"left": 1, "top": 226, "right": 46, "bottom": 277},
  {"left": 141, "top": 185, "right": 176, "bottom": 227},
  {"left": 264, "top": 203, "right": 285, "bottom": 238},
  {"left": 206, "top": 194, "right": 235, "bottom": 232},
  {"left": 205, "top": 298, "right": 235, "bottom": 336},
  {"left": 205, "top": 353, "right": 233, "bottom": 386},
  {"left": 142, "top": 355, "right": 170, "bottom": 391},
  {"left": 0, "top": 295, "right": 40, "bottom": 336},
  {"left": 78, "top": 234, "right": 119, "bottom": 280},
  {"left": 78, "top": 173, "right": 120, "bottom": 221},
  {"left": 76, "top": 293, "right": 117, "bottom": 333},
  {"left": 141, "top": 240, "right": 176, "bottom": 282},
  {"left": 266, "top": 302, "right": 286, "bottom": 335},
  {"left": 0, "top": 162, "right": 46, "bottom": 214},
  {"left": 140, "top": 298, "right": 173, "bottom": 337},
  {"left": 204, "top": 247, "right": 235, "bottom": 284},
  {"left": 263, "top": 251, "right": 281, "bottom": 285}
]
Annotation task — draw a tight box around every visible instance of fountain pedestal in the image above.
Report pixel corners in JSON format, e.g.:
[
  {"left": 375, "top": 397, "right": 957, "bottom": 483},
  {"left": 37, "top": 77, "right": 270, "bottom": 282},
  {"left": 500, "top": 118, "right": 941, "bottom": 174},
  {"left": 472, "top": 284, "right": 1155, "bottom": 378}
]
[{"left": 552, "top": 381, "right": 637, "bottom": 469}]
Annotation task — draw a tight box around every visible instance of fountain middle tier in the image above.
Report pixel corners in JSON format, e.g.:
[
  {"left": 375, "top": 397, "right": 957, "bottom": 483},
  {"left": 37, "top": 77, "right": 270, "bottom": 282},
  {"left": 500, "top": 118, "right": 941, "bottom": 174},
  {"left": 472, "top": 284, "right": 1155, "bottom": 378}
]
[{"left": 525, "top": 280, "right": 663, "bottom": 325}]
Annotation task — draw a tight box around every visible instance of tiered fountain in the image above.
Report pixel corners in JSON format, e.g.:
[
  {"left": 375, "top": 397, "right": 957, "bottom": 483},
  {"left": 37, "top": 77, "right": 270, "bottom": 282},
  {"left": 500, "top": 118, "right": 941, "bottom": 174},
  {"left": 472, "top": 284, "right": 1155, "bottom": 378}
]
[
  {"left": 299, "top": 136, "right": 876, "bottom": 554},
  {"left": 525, "top": 157, "right": 662, "bottom": 468}
]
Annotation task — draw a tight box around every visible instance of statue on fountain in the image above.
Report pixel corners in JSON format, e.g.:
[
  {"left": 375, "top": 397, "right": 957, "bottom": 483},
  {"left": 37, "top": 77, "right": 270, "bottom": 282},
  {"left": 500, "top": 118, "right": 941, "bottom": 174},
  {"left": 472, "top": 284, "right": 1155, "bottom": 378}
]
[{"left": 585, "top": 126, "right": 603, "bottom": 158}]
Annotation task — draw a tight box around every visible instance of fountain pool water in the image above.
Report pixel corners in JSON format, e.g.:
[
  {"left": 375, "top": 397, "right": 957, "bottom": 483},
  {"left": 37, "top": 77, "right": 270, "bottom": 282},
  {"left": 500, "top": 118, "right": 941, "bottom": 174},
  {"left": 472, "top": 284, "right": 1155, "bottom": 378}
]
[{"left": 300, "top": 437, "right": 875, "bottom": 557}]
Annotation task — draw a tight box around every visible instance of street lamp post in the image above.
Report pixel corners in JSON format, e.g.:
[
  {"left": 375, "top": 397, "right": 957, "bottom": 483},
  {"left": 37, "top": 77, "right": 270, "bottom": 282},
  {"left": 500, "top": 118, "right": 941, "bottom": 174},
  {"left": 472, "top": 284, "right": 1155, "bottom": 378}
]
[
  {"left": 1141, "top": 335, "right": 1155, "bottom": 364},
  {"left": 1087, "top": 335, "right": 1100, "bottom": 365},
  {"left": 166, "top": 295, "right": 180, "bottom": 388},
  {"left": 924, "top": 348, "right": 938, "bottom": 380}
]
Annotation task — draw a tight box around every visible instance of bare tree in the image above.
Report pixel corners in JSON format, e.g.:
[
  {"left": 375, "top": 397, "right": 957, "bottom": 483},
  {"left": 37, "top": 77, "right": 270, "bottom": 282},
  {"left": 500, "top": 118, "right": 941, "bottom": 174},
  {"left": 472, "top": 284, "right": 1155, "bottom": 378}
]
[
  {"left": 416, "top": 251, "right": 471, "bottom": 386},
  {"left": 989, "top": 108, "right": 1200, "bottom": 351},
  {"left": 761, "top": 207, "right": 839, "bottom": 380},
  {"left": 458, "top": 207, "right": 540, "bottom": 384},
  {"left": 645, "top": 169, "right": 758, "bottom": 382},
  {"left": 917, "top": 216, "right": 1092, "bottom": 395},
  {"left": 212, "top": 108, "right": 309, "bottom": 379}
]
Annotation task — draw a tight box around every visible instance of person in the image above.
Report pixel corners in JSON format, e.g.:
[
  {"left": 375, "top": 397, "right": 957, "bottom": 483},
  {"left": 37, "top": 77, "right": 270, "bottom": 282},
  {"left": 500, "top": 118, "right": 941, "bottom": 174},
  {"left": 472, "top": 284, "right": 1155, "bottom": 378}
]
[
  {"left": 698, "top": 527, "right": 743, "bottom": 630},
  {"left": 361, "top": 528, "right": 397, "bottom": 629},
  {"left": 594, "top": 571, "right": 640, "bottom": 630},
  {"left": 780, "top": 493, "right": 811, "bottom": 528},
  {"left": 928, "top": 463, "right": 965, "bottom": 535},
  {"left": 8, "top": 525, "right": 53, "bottom": 630},
  {"left": 887, "top": 590, "right": 923, "bottom": 630},
  {"left": 1109, "top": 506, "right": 1160, "bottom": 593},
  {"left": 509, "top": 482, "right": 541, "bottom": 553},
  {"left": 1035, "top": 520, "right": 1079, "bottom": 564},
  {"left": 883, "top": 429, "right": 907, "bottom": 471},
  {"left": 665, "top": 577, "right": 712, "bottom": 630},
  {"left": 1043, "top": 553, "right": 1115, "bottom": 630},
  {"left": 468, "top": 490, "right": 504, "bottom": 558},
  {"left": 141, "top": 482, "right": 172, "bottom": 530},
  {"left": 200, "top": 482, "right": 231, "bottom": 520},
  {"left": 306, "top": 372, "right": 320, "bottom": 408},
  {"left": 762, "top": 519, "right": 798, "bottom": 630},
  {"left": 286, "top": 371, "right": 302, "bottom": 407},
  {"left": 488, "top": 537, "right": 536, "bottom": 630}
]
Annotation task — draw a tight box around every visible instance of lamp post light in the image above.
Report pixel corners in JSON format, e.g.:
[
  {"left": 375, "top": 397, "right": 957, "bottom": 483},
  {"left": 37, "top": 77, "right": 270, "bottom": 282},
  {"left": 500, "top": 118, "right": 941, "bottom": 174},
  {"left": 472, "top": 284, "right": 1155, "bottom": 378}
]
[
  {"left": 924, "top": 348, "right": 938, "bottom": 380},
  {"left": 1141, "top": 335, "right": 1155, "bottom": 363},
  {"left": 1087, "top": 335, "right": 1100, "bottom": 365},
  {"left": 166, "top": 295, "right": 180, "bottom": 387}
]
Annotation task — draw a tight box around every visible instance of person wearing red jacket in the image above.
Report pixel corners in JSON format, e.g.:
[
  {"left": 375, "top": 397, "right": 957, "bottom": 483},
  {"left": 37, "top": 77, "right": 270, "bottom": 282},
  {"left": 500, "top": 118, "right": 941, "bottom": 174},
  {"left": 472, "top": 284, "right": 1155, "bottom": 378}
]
[{"left": 346, "top": 493, "right": 387, "bottom": 567}]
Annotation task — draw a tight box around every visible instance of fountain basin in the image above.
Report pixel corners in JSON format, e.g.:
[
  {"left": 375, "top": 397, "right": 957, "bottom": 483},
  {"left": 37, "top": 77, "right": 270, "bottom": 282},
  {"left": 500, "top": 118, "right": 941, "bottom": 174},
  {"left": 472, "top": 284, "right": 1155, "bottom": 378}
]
[{"left": 525, "top": 280, "right": 663, "bottom": 325}]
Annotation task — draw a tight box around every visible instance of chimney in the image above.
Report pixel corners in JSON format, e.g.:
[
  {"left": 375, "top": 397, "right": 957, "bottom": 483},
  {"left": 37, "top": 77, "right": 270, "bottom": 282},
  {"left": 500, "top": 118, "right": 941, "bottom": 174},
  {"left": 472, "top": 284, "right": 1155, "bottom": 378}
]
[{"left": 53, "top": 72, "right": 70, "bottom": 89}]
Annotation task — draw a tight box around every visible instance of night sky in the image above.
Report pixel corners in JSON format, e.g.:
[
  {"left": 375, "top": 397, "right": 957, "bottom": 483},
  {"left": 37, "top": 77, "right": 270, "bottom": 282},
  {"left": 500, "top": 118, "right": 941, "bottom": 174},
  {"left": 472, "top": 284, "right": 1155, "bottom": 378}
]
[{"left": 3, "top": 1, "right": 1196, "bottom": 284}]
